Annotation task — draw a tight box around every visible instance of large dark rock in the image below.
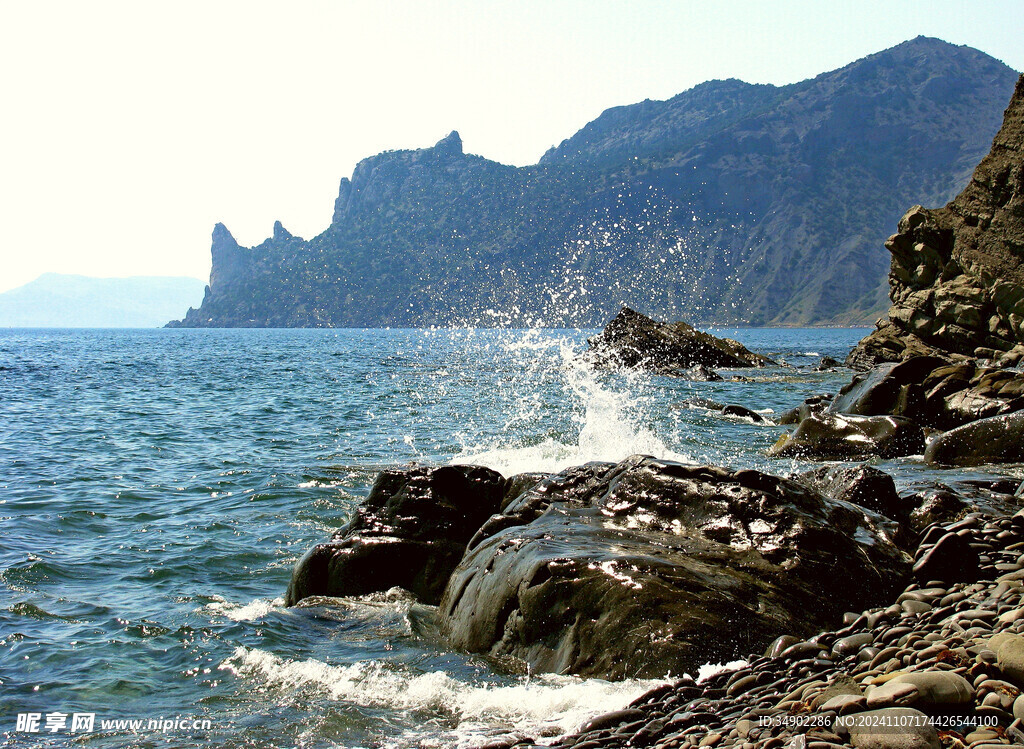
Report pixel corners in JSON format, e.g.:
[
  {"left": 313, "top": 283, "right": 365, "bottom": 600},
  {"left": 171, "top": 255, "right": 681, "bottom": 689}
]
[
  {"left": 438, "top": 455, "right": 909, "bottom": 679},
  {"left": 849, "top": 74, "right": 1024, "bottom": 368},
  {"left": 767, "top": 413, "right": 926, "bottom": 460},
  {"left": 912, "top": 530, "right": 979, "bottom": 583},
  {"left": 924, "top": 411, "right": 1024, "bottom": 466},
  {"left": 285, "top": 464, "right": 505, "bottom": 606},
  {"left": 778, "top": 393, "right": 833, "bottom": 425},
  {"left": 796, "top": 463, "right": 903, "bottom": 521},
  {"left": 825, "top": 357, "right": 1024, "bottom": 430},
  {"left": 827, "top": 357, "right": 948, "bottom": 417},
  {"left": 588, "top": 307, "right": 773, "bottom": 374}
]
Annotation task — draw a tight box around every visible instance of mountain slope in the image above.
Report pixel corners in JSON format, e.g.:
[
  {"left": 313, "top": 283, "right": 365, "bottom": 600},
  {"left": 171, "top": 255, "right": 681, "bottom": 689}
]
[
  {"left": 0, "top": 274, "right": 206, "bottom": 328},
  {"left": 171, "top": 37, "right": 1020, "bottom": 328}
]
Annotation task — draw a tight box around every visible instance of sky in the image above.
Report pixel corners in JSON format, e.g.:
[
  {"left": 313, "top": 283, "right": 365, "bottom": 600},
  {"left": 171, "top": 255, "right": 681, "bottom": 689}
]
[{"left": 1, "top": 1, "right": 1022, "bottom": 293}]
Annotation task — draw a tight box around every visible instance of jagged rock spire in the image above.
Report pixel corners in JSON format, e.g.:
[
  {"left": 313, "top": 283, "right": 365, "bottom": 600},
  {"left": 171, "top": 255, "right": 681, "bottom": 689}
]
[
  {"left": 273, "top": 220, "right": 293, "bottom": 242},
  {"left": 434, "top": 130, "right": 463, "bottom": 157}
]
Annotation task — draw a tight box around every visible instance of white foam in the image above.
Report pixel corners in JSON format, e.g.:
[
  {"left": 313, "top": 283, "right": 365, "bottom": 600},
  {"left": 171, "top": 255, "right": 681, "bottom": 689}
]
[
  {"left": 696, "top": 659, "right": 748, "bottom": 683},
  {"left": 221, "top": 646, "right": 667, "bottom": 748},
  {"left": 204, "top": 596, "right": 282, "bottom": 622},
  {"left": 452, "top": 333, "right": 692, "bottom": 475}
]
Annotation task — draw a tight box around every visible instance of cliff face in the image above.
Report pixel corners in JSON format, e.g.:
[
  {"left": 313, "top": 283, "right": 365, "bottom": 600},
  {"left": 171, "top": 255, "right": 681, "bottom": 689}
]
[
  {"left": 170, "top": 38, "right": 1020, "bottom": 329},
  {"left": 848, "top": 75, "right": 1024, "bottom": 369}
]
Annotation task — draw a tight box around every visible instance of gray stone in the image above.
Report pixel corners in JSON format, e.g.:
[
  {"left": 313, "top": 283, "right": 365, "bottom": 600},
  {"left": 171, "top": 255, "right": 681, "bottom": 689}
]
[
  {"left": 990, "top": 633, "right": 1024, "bottom": 687},
  {"left": 833, "top": 633, "right": 876, "bottom": 658},
  {"left": 820, "top": 693, "right": 868, "bottom": 714},
  {"left": 839, "top": 707, "right": 940, "bottom": 749},
  {"left": 1014, "top": 693, "right": 1024, "bottom": 722},
  {"left": 866, "top": 671, "right": 974, "bottom": 709}
]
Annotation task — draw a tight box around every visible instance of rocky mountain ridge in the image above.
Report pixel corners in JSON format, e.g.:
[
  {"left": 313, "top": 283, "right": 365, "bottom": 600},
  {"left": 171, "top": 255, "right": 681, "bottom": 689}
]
[{"left": 170, "top": 37, "right": 1019, "bottom": 329}]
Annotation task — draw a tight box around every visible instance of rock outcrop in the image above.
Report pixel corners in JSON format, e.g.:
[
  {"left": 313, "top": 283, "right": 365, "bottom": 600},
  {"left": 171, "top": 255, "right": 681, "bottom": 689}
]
[
  {"left": 438, "top": 455, "right": 908, "bottom": 679},
  {"left": 775, "top": 78, "right": 1024, "bottom": 466},
  {"left": 848, "top": 74, "right": 1024, "bottom": 369},
  {"left": 285, "top": 464, "right": 505, "bottom": 606},
  {"left": 588, "top": 307, "right": 773, "bottom": 374}
]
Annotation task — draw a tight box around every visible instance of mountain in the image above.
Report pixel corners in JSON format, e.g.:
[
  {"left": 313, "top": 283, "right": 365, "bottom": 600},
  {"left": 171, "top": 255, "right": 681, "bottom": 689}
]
[
  {"left": 0, "top": 274, "right": 206, "bottom": 328},
  {"left": 170, "top": 37, "right": 1020, "bottom": 329}
]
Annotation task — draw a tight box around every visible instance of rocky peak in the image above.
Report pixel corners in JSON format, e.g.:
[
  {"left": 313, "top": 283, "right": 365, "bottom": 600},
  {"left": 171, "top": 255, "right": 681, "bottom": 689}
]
[
  {"left": 332, "top": 178, "right": 353, "bottom": 225},
  {"left": 848, "top": 74, "right": 1024, "bottom": 369},
  {"left": 272, "top": 220, "right": 293, "bottom": 242},
  {"left": 208, "top": 223, "right": 246, "bottom": 293},
  {"left": 211, "top": 222, "right": 239, "bottom": 253},
  {"left": 433, "top": 130, "right": 463, "bottom": 157}
]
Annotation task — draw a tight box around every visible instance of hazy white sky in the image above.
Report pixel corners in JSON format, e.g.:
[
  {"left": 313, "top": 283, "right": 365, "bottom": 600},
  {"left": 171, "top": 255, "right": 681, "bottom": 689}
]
[{"left": 1, "top": 0, "right": 1021, "bottom": 292}]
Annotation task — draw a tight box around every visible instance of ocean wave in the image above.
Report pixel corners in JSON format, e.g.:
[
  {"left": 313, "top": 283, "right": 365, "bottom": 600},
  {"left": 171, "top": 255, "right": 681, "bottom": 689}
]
[
  {"left": 221, "top": 646, "right": 667, "bottom": 748},
  {"left": 203, "top": 596, "right": 283, "bottom": 622}
]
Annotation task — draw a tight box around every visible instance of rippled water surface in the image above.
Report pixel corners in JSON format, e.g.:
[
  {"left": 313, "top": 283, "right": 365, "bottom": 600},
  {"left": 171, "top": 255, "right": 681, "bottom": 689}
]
[{"left": 3, "top": 327, "right": 1008, "bottom": 748}]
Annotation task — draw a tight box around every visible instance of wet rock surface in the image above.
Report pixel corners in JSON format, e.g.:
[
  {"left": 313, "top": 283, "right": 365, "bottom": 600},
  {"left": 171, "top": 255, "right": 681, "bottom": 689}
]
[
  {"left": 500, "top": 510, "right": 1024, "bottom": 749},
  {"left": 767, "top": 413, "right": 925, "bottom": 460},
  {"left": 924, "top": 411, "right": 1024, "bottom": 467},
  {"left": 439, "top": 455, "right": 909, "bottom": 679},
  {"left": 778, "top": 358, "right": 1024, "bottom": 464},
  {"left": 285, "top": 464, "right": 505, "bottom": 606},
  {"left": 588, "top": 307, "right": 774, "bottom": 375},
  {"left": 796, "top": 464, "right": 904, "bottom": 521}
]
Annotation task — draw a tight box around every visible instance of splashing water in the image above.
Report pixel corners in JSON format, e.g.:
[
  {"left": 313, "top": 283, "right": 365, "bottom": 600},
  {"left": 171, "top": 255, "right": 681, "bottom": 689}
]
[
  {"left": 451, "top": 331, "right": 692, "bottom": 475},
  {"left": 221, "top": 645, "right": 667, "bottom": 748}
]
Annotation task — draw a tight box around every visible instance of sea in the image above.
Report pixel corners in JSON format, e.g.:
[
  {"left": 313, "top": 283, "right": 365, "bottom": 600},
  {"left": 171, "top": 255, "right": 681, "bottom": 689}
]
[{"left": 2, "top": 327, "right": 1017, "bottom": 748}]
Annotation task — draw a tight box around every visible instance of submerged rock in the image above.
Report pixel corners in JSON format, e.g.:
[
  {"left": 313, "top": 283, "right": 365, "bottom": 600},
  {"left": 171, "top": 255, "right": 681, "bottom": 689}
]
[
  {"left": 588, "top": 306, "right": 774, "bottom": 375},
  {"left": 682, "top": 363, "right": 723, "bottom": 381},
  {"left": 285, "top": 464, "right": 505, "bottom": 606},
  {"left": 722, "top": 403, "right": 769, "bottom": 423},
  {"left": 438, "top": 455, "right": 909, "bottom": 679}
]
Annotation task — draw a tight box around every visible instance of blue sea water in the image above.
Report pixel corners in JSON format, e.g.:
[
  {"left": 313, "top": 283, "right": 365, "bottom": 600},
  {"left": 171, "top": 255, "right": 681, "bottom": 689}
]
[{"left": 1, "top": 327, "right": 1007, "bottom": 748}]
